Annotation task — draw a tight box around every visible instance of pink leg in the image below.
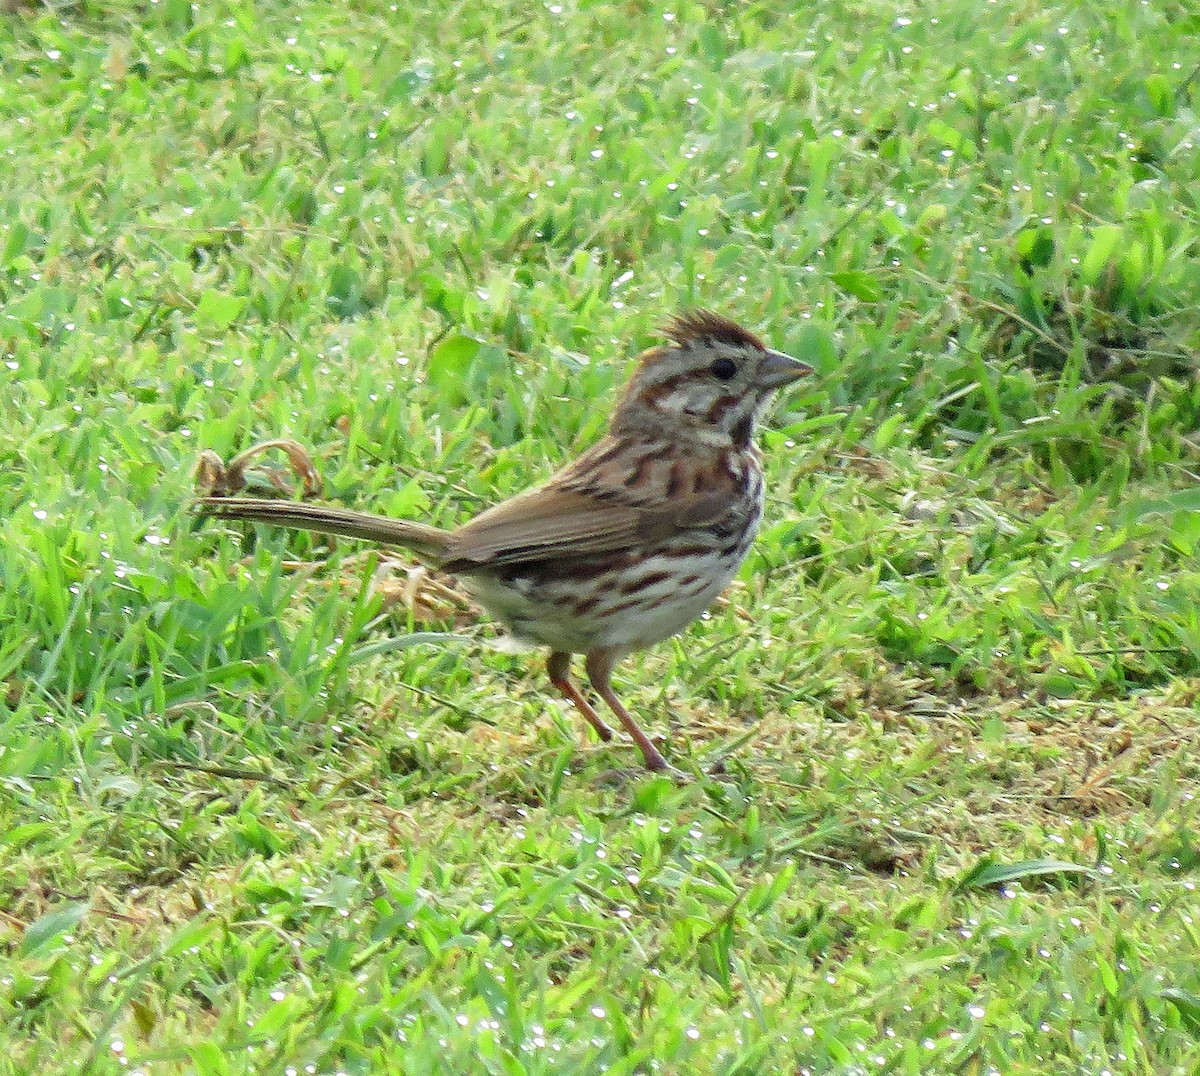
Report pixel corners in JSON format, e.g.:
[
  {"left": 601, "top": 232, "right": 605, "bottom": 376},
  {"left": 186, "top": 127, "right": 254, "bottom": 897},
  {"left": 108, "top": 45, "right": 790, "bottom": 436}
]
[
  {"left": 585, "top": 649, "right": 671, "bottom": 773},
  {"left": 547, "top": 651, "right": 614, "bottom": 743}
]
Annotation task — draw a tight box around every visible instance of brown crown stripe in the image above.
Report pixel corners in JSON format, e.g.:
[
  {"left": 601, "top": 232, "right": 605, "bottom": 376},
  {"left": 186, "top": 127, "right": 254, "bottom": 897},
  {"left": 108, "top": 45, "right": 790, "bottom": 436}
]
[{"left": 663, "top": 310, "right": 766, "bottom": 351}]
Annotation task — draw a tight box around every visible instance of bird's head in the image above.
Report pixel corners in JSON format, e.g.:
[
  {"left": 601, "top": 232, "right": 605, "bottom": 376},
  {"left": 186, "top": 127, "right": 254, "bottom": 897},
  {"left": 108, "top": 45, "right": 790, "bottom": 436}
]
[{"left": 611, "top": 310, "right": 813, "bottom": 447}]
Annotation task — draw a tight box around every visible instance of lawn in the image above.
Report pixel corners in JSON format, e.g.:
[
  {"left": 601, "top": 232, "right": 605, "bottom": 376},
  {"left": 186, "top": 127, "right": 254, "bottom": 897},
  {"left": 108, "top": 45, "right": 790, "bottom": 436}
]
[{"left": 3, "top": 0, "right": 1200, "bottom": 1071}]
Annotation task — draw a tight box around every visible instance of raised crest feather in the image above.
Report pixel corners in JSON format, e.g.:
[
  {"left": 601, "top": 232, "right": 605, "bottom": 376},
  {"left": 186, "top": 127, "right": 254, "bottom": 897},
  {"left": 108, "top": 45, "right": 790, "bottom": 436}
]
[{"left": 662, "top": 310, "right": 765, "bottom": 352}]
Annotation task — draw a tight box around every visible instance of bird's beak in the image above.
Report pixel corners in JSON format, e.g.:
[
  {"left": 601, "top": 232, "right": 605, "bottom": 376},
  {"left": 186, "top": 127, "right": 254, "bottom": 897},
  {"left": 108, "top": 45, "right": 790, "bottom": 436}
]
[{"left": 758, "top": 349, "right": 814, "bottom": 390}]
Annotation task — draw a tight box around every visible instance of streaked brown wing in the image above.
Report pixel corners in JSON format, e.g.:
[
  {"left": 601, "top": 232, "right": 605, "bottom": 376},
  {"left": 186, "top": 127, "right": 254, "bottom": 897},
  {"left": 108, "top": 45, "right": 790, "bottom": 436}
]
[{"left": 443, "top": 438, "right": 737, "bottom": 569}]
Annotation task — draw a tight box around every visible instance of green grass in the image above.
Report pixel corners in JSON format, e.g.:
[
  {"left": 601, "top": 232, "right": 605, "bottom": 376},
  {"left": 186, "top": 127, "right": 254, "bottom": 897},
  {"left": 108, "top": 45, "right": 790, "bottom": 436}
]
[{"left": 3, "top": 0, "right": 1200, "bottom": 1071}]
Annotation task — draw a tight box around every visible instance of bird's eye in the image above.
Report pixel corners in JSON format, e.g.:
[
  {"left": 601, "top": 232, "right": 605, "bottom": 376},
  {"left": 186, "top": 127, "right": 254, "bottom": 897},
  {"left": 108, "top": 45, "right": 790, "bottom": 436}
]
[{"left": 710, "top": 357, "right": 737, "bottom": 381}]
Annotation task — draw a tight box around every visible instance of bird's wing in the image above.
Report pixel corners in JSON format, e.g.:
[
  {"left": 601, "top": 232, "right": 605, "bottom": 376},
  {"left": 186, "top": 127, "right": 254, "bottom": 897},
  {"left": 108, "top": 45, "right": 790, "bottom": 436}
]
[{"left": 443, "top": 438, "right": 738, "bottom": 569}]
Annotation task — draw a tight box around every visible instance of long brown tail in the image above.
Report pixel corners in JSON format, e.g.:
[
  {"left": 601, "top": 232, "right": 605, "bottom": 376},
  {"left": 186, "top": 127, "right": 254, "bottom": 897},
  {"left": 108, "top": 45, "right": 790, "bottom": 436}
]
[{"left": 196, "top": 497, "right": 453, "bottom": 561}]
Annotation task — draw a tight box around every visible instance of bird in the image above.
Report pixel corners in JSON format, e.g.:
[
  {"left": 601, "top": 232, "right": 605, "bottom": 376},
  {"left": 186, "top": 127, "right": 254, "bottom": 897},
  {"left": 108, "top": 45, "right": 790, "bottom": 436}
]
[{"left": 198, "top": 311, "right": 813, "bottom": 773}]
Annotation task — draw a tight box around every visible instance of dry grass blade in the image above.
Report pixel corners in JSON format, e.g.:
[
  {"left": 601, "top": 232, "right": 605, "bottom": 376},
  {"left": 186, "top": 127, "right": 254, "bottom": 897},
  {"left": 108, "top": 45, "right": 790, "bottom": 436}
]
[{"left": 194, "top": 440, "right": 324, "bottom": 499}]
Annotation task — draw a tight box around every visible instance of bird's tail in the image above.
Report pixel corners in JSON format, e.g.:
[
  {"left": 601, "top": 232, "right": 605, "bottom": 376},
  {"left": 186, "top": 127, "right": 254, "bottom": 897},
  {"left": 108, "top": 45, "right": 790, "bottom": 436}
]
[{"left": 196, "top": 497, "right": 452, "bottom": 561}]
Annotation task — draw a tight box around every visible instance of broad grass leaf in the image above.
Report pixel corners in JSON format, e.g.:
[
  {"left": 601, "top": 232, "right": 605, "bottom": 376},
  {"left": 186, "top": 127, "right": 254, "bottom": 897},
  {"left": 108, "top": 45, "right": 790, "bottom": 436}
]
[
  {"left": 20, "top": 901, "right": 89, "bottom": 956},
  {"left": 349, "top": 633, "right": 470, "bottom": 664},
  {"left": 955, "top": 857, "right": 1093, "bottom": 892},
  {"left": 1125, "top": 488, "right": 1200, "bottom": 523},
  {"left": 1082, "top": 225, "right": 1125, "bottom": 284},
  {"left": 427, "top": 334, "right": 511, "bottom": 407},
  {"left": 788, "top": 324, "right": 838, "bottom": 373},
  {"left": 194, "top": 289, "right": 246, "bottom": 333},
  {"left": 830, "top": 270, "right": 883, "bottom": 302},
  {"left": 1160, "top": 989, "right": 1200, "bottom": 1033}
]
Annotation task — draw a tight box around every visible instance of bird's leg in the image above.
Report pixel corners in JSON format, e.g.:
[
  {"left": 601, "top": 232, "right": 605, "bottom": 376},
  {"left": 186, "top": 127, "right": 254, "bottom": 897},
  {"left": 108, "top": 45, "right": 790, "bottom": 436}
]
[
  {"left": 585, "top": 649, "right": 671, "bottom": 773},
  {"left": 547, "top": 651, "right": 614, "bottom": 743}
]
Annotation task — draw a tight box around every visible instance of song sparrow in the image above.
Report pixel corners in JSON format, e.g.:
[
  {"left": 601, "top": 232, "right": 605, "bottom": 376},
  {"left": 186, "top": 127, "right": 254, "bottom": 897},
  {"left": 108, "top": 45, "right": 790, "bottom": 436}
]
[{"left": 198, "top": 311, "right": 813, "bottom": 773}]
